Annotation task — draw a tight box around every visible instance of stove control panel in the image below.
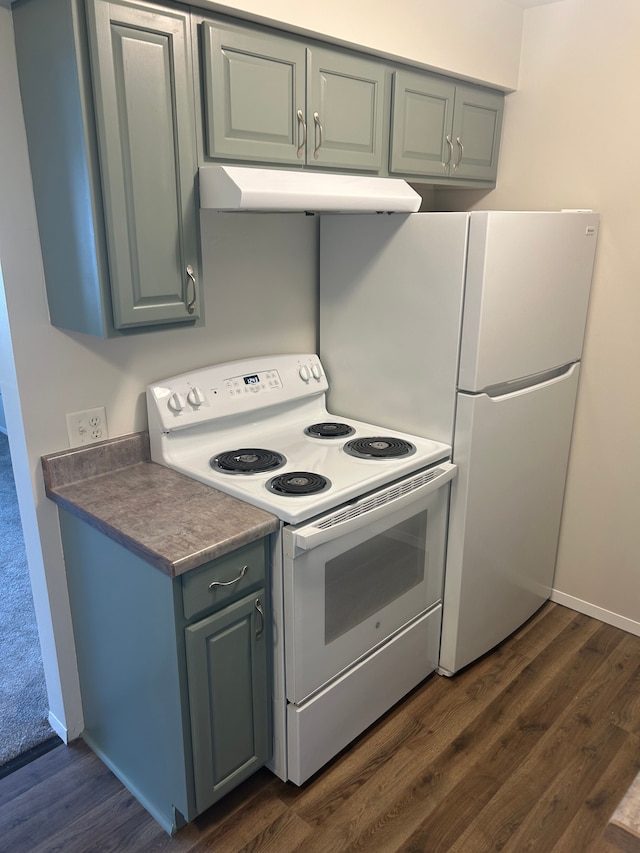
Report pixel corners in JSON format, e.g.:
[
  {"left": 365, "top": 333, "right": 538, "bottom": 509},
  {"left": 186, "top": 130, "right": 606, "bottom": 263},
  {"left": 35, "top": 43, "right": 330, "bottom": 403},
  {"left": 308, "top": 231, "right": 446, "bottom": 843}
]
[
  {"left": 224, "top": 368, "right": 282, "bottom": 397},
  {"left": 147, "top": 354, "right": 328, "bottom": 432}
]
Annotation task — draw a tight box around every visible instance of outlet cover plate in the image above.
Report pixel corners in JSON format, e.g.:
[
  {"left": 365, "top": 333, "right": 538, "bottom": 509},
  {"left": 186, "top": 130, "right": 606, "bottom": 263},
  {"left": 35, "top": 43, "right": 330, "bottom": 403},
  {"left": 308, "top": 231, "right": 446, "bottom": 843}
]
[{"left": 66, "top": 407, "right": 108, "bottom": 447}]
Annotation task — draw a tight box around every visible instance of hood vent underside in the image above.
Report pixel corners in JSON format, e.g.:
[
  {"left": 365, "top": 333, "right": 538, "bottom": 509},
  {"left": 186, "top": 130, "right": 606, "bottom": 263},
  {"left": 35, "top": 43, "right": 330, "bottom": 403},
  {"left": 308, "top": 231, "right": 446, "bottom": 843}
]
[{"left": 198, "top": 164, "right": 422, "bottom": 213}]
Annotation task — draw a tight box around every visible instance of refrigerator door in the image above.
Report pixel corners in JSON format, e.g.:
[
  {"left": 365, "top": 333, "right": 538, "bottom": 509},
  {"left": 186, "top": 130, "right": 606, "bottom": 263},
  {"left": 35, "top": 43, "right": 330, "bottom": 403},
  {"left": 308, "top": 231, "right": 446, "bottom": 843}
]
[
  {"left": 320, "top": 212, "right": 468, "bottom": 444},
  {"left": 459, "top": 211, "right": 598, "bottom": 392},
  {"left": 439, "top": 362, "right": 580, "bottom": 676}
]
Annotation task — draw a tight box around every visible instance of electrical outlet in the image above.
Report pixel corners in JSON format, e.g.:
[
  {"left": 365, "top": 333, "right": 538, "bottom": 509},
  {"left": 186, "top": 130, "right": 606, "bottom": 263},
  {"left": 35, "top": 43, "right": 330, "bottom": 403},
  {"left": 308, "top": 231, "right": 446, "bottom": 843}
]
[{"left": 66, "top": 407, "right": 108, "bottom": 447}]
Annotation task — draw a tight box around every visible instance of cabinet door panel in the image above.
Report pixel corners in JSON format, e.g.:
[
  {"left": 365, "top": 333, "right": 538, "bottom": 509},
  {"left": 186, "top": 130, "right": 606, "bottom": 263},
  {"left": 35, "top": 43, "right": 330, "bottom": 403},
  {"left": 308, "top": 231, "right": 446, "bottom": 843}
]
[
  {"left": 451, "top": 85, "right": 503, "bottom": 181},
  {"left": 186, "top": 591, "right": 271, "bottom": 814},
  {"left": 203, "top": 22, "right": 305, "bottom": 164},
  {"left": 390, "top": 70, "right": 455, "bottom": 177},
  {"left": 88, "top": 1, "right": 199, "bottom": 328},
  {"left": 307, "top": 48, "right": 386, "bottom": 171}
]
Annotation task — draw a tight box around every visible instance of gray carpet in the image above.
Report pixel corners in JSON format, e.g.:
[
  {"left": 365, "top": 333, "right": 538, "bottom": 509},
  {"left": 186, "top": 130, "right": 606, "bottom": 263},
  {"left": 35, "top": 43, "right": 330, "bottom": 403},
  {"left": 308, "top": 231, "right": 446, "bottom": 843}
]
[{"left": 0, "top": 432, "right": 54, "bottom": 767}]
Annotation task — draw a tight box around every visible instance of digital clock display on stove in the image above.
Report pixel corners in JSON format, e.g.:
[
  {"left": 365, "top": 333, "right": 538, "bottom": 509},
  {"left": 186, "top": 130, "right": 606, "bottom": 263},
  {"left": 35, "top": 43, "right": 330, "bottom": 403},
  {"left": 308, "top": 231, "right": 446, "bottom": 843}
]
[{"left": 243, "top": 374, "right": 260, "bottom": 385}]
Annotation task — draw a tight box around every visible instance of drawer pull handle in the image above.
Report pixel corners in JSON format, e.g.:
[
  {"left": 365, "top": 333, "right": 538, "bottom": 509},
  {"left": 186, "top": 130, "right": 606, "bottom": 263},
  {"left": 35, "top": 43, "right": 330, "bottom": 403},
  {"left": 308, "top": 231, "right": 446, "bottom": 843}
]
[
  {"left": 255, "top": 598, "right": 265, "bottom": 639},
  {"left": 208, "top": 564, "right": 248, "bottom": 590}
]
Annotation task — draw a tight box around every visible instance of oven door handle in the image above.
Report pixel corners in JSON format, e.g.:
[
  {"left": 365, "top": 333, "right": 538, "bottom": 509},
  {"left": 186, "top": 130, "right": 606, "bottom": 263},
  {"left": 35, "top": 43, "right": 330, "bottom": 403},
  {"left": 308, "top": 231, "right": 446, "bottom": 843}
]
[{"left": 284, "top": 461, "right": 456, "bottom": 555}]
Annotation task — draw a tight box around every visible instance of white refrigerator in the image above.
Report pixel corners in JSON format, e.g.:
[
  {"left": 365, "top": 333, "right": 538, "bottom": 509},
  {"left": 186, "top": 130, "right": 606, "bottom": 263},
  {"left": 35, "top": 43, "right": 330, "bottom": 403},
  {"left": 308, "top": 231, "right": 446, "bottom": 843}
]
[{"left": 319, "top": 210, "right": 599, "bottom": 675}]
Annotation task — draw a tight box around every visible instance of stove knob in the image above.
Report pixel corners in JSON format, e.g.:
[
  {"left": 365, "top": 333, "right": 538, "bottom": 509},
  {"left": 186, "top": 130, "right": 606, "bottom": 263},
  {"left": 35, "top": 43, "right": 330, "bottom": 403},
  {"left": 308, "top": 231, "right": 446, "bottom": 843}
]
[
  {"left": 167, "top": 392, "right": 186, "bottom": 413},
  {"left": 187, "top": 387, "right": 205, "bottom": 407},
  {"left": 311, "top": 363, "right": 322, "bottom": 380},
  {"left": 298, "top": 365, "right": 311, "bottom": 382}
]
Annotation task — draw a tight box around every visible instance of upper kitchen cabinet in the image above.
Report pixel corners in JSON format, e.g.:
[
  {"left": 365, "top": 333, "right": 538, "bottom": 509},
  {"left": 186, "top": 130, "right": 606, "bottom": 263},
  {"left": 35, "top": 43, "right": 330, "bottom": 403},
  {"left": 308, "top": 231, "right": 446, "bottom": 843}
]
[
  {"left": 199, "top": 21, "right": 305, "bottom": 166},
  {"left": 197, "top": 18, "right": 387, "bottom": 172},
  {"left": 390, "top": 69, "right": 503, "bottom": 183},
  {"left": 306, "top": 47, "right": 386, "bottom": 172},
  {"left": 13, "top": 0, "right": 202, "bottom": 337}
]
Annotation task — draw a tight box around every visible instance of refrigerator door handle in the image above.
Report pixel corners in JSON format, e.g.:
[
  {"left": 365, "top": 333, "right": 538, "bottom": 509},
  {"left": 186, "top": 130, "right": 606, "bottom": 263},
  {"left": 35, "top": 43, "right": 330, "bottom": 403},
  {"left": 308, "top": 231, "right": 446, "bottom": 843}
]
[{"left": 479, "top": 362, "right": 579, "bottom": 400}]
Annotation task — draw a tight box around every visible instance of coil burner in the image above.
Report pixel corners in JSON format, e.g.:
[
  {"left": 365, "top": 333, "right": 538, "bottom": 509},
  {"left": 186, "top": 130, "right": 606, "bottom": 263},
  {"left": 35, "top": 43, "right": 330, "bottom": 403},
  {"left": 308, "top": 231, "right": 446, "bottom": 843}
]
[
  {"left": 343, "top": 437, "right": 416, "bottom": 459},
  {"left": 267, "top": 471, "right": 331, "bottom": 496},
  {"left": 211, "top": 449, "right": 286, "bottom": 474},
  {"left": 304, "top": 422, "right": 356, "bottom": 439}
]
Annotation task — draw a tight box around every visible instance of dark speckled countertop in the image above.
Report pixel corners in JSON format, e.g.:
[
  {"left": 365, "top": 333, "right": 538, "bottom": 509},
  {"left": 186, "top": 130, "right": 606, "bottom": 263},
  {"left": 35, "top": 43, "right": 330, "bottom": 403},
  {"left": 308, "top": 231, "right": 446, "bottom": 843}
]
[{"left": 42, "top": 432, "right": 279, "bottom": 577}]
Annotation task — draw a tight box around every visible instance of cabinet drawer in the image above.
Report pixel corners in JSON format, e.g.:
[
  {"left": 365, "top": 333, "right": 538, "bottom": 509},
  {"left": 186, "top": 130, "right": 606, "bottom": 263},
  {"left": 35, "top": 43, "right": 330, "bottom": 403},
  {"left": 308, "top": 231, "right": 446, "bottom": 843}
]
[{"left": 182, "top": 539, "right": 266, "bottom": 621}]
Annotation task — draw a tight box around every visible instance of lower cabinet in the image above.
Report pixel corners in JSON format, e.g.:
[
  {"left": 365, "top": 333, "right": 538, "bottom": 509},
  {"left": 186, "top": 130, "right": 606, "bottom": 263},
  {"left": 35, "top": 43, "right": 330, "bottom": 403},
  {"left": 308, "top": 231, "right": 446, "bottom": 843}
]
[
  {"left": 59, "top": 510, "right": 271, "bottom": 835},
  {"left": 186, "top": 591, "right": 271, "bottom": 814}
]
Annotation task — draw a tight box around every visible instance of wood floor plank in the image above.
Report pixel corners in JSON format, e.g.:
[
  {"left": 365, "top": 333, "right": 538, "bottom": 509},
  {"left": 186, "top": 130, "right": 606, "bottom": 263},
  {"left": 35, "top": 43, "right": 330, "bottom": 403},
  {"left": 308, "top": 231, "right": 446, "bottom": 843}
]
[
  {"left": 392, "top": 620, "right": 625, "bottom": 852},
  {"left": 554, "top": 732, "right": 640, "bottom": 853},
  {"left": 507, "top": 598, "right": 584, "bottom": 661},
  {"left": 446, "top": 628, "right": 640, "bottom": 852},
  {"left": 0, "top": 743, "right": 123, "bottom": 853},
  {"left": 0, "top": 741, "right": 89, "bottom": 804},
  {"left": 189, "top": 782, "right": 293, "bottom": 853},
  {"left": 610, "top": 657, "right": 640, "bottom": 736},
  {"left": 29, "top": 786, "right": 171, "bottom": 853}
]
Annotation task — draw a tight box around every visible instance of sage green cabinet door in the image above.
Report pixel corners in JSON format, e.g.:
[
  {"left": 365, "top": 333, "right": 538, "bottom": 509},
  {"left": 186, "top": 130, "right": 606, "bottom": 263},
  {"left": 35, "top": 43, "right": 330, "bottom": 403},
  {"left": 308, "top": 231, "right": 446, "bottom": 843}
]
[
  {"left": 185, "top": 590, "right": 271, "bottom": 815},
  {"left": 307, "top": 47, "right": 386, "bottom": 171},
  {"left": 450, "top": 84, "right": 503, "bottom": 181},
  {"left": 390, "top": 70, "right": 455, "bottom": 178},
  {"left": 202, "top": 22, "right": 306, "bottom": 165},
  {"left": 390, "top": 69, "right": 503, "bottom": 183},
  {"left": 87, "top": 0, "right": 200, "bottom": 328}
]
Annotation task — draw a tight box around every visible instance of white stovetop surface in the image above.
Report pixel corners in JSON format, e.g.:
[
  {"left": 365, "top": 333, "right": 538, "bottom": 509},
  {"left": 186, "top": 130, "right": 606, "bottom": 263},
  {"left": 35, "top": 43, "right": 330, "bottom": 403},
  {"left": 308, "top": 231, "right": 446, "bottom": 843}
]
[
  {"left": 147, "top": 353, "right": 451, "bottom": 524},
  {"left": 155, "top": 401, "right": 450, "bottom": 525}
]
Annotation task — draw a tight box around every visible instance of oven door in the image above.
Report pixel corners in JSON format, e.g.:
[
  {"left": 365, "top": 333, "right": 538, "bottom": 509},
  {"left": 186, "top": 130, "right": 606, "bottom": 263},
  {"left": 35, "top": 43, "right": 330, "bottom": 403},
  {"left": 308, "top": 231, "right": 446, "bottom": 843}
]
[{"left": 282, "top": 462, "right": 455, "bottom": 704}]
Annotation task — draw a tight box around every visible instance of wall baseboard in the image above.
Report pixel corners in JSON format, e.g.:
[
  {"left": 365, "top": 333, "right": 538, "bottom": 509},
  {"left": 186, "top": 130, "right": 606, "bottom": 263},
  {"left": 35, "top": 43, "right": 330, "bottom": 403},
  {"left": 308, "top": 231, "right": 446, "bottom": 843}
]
[
  {"left": 48, "top": 709, "right": 69, "bottom": 744},
  {"left": 551, "top": 589, "right": 640, "bottom": 638}
]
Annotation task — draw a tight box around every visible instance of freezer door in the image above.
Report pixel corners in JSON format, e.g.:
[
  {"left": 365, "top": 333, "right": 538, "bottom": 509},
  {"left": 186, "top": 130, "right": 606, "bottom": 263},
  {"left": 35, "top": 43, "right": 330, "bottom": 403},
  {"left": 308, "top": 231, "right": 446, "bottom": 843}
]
[
  {"left": 439, "top": 363, "right": 580, "bottom": 676},
  {"left": 320, "top": 212, "right": 468, "bottom": 444},
  {"left": 459, "top": 211, "right": 598, "bottom": 392}
]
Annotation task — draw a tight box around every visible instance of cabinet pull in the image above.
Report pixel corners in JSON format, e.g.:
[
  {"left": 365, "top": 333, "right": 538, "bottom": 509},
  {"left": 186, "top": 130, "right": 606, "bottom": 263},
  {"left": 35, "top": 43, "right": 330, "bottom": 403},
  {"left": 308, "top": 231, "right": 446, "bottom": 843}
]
[
  {"left": 185, "top": 265, "right": 197, "bottom": 315},
  {"left": 255, "top": 598, "right": 265, "bottom": 639},
  {"left": 313, "top": 112, "right": 323, "bottom": 159},
  {"left": 443, "top": 135, "right": 454, "bottom": 171},
  {"left": 296, "top": 109, "right": 307, "bottom": 159},
  {"left": 453, "top": 136, "right": 464, "bottom": 171},
  {"left": 208, "top": 564, "right": 248, "bottom": 591}
]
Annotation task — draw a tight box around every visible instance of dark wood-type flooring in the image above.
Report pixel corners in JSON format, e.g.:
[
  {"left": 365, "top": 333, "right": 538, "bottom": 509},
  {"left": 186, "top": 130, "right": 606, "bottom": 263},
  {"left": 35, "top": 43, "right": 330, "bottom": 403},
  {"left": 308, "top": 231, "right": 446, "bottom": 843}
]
[{"left": 1, "top": 602, "right": 639, "bottom": 852}]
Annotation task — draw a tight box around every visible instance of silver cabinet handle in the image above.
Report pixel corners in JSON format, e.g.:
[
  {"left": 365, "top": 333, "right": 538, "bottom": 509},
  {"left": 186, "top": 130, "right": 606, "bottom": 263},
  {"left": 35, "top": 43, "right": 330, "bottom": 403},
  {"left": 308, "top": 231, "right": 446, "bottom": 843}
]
[
  {"left": 313, "top": 112, "right": 323, "bottom": 160},
  {"left": 296, "top": 109, "right": 307, "bottom": 159},
  {"left": 453, "top": 136, "right": 464, "bottom": 171},
  {"left": 185, "top": 265, "right": 197, "bottom": 315},
  {"left": 443, "top": 134, "right": 454, "bottom": 171},
  {"left": 208, "top": 564, "right": 248, "bottom": 590},
  {"left": 255, "top": 598, "right": 265, "bottom": 639}
]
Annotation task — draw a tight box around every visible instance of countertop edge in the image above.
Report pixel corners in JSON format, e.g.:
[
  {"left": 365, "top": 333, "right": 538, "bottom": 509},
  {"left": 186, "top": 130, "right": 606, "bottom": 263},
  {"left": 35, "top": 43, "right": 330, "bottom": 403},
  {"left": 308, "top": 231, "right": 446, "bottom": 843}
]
[{"left": 50, "top": 489, "right": 278, "bottom": 577}]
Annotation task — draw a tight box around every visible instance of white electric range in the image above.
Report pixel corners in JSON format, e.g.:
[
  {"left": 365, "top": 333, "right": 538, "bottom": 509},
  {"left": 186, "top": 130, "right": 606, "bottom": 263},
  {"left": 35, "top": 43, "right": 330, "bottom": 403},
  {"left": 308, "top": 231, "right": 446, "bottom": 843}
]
[{"left": 147, "top": 354, "right": 456, "bottom": 784}]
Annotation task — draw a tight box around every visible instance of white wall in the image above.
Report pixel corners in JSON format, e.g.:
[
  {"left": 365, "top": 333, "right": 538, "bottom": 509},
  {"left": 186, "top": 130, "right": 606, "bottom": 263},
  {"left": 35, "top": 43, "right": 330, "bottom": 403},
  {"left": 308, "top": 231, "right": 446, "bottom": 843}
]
[
  {"left": 191, "top": 0, "right": 523, "bottom": 90},
  {"left": 437, "top": 0, "right": 640, "bottom": 634}
]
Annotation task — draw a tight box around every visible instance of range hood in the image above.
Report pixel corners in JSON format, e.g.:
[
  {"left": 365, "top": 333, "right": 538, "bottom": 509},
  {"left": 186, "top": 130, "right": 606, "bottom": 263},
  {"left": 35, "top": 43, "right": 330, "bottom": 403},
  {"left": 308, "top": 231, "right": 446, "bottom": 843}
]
[{"left": 198, "top": 164, "right": 421, "bottom": 213}]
